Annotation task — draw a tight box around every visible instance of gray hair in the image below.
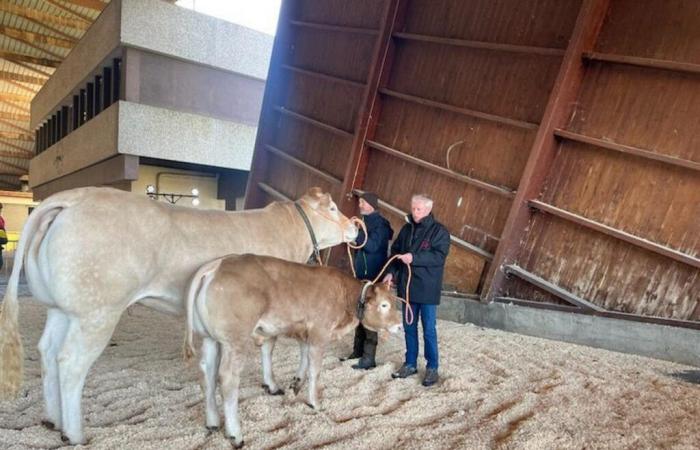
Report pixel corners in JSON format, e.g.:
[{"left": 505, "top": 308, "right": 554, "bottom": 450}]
[{"left": 411, "top": 194, "right": 434, "bottom": 209}]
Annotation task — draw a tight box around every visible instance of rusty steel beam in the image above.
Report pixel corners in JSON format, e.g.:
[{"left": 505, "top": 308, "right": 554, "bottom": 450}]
[
  {"left": 338, "top": 0, "right": 406, "bottom": 217},
  {"left": 0, "top": 51, "right": 61, "bottom": 68},
  {"left": 483, "top": 0, "right": 612, "bottom": 302},
  {"left": 0, "top": 3, "right": 88, "bottom": 31},
  {"left": 0, "top": 110, "right": 30, "bottom": 122},
  {"left": 379, "top": 88, "right": 539, "bottom": 130},
  {"left": 46, "top": 0, "right": 95, "bottom": 24},
  {"left": 366, "top": 140, "right": 516, "bottom": 199},
  {"left": 264, "top": 144, "right": 342, "bottom": 185},
  {"left": 272, "top": 106, "right": 354, "bottom": 139},
  {"left": 0, "top": 70, "right": 46, "bottom": 85},
  {"left": 289, "top": 20, "right": 379, "bottom": 36},
  {"left": 393, "top": 32, "right": 566, "bottom": 57},
  {"left": 60, "top": 0, "right": 105, "bottom": 11},
  {"left": 280, "top": 64, "right": 366, "bottom": 89},
  {"left": 529, "top": 200, "right": 700, "bottom": 269},
  {"left": 554, "top": 128, "right": 700, "bottom": 172},
  {"left": 503, "top": 264, "right": 606, "bottom": 311},
  {"left": 0, "top": 151, "right": 31, "bottom": 160},
  {"left": 583, "top": 52, "right": 700, "bottom": 76},
  {"left": 0, "top": 25, "right": 74, "bottom": 49}
]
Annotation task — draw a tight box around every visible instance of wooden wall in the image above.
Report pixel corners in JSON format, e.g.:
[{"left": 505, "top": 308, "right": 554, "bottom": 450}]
[{"left": 246, "top": 0, "right": 699, "bottom": 324}]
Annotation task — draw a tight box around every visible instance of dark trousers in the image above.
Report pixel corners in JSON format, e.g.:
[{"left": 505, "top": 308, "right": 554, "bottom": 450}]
[{"left": 352, "top": 324, "right": 378, "bottom": 357}]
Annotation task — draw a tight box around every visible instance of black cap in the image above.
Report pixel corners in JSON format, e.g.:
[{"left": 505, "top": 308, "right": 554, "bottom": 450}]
[{"left": 358, "top": 191, "right": 379, "bottom": 211}]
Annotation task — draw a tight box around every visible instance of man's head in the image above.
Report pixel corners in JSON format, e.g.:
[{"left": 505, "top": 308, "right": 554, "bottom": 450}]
[
  {"left": 411, "top": 194, "right": 433, "bottom": 223},
  {"left": 357, "top": 192, "right": 379, "bottom": 216}
]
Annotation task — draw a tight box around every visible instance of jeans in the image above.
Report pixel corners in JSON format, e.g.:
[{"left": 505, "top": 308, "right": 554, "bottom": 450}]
[{"left": 403, "top": 302, "right": 438, "bottom": 370}]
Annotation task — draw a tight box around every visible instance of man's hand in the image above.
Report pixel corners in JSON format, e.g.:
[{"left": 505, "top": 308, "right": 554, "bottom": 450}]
[
  {"left": 398, "top": 253, "right": 413, "bottom": 265},
  {"left": 382, "top": 273, "right": 393, "bottom": 287}
]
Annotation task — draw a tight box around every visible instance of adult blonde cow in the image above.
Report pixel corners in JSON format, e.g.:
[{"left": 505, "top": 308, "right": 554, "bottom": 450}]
[{"left": 0, "top": 186, "right": 357, "bottom": 445}]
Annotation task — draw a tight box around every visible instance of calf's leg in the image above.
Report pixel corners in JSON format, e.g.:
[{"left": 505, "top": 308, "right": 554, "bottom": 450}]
[
  {"left": 219, "top": 344, "right": 244, "bottom": 448},
  {"left": 199, "top": 337, "right": 221, "bottom": 430},
  {"left": 260, "top": 337, "right": 283, "bottom": 395},
  {"left": 290, "top": 341, "right": 309, "bottom": 395},
  {"left": 306, "top": 343, "right": 326, "bottom": 410}
]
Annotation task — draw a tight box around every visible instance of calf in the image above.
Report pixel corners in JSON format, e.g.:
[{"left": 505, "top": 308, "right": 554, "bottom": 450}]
[{"left": 184, "top": 254, "right": 403, "bottom": 447}]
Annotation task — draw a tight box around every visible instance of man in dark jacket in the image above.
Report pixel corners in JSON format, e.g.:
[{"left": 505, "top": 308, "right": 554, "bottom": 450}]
[
  {"left": 384, "top": 194, "right": 450, "bottom": 387},
  {"left": 341, "top": 192, "right": 393, "bottom": 370}
]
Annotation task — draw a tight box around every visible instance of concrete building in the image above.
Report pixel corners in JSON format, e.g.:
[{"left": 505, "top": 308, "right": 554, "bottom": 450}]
[{"left": 29, "top": 0, "right": 273, "bottom": 209}]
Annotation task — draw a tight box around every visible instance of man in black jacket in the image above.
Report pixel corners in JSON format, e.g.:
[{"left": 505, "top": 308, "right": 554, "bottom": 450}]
[
  {"left": 341, "top": 192, "right": 393, "bottom": 370},
  {"left": 384, "top": 194, "right": 450, "bottom": 387}
]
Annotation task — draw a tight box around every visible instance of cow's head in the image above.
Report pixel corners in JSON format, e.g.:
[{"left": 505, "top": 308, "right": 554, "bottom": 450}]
[
  {"left": 298, "top": 187, "right": 358, "bottom": 248},
  {"left": 360, "top": 283, "right": 403, "bottom": 334}
]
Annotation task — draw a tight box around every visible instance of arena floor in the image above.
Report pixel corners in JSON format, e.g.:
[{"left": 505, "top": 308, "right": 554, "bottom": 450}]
[{"left": 1, "top": 297, "right": 699, "bottom": 450}]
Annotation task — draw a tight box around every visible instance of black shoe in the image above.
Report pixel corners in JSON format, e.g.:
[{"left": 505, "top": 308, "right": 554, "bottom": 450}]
[
  {"left": 339, "top": 351, "right": 362, "bottom": 362},
  {"left": 422, "top": 368, "right": 439, "bottom": 387},
  {"left": 391, "top": 364, "right": 417, "bottom": 379},
  {"left": 351, "top": 357, "right": 376, "bottom": 370}
]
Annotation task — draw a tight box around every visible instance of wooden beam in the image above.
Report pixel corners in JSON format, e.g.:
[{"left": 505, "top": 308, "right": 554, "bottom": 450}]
[
  {"left": 503, "top": 264, "right": 606, "bottom": 311},
  {"left": 0, "top": 111, "right": 30, "bottom": 122},
  {"left": 0, "top": 159, "right": 28, "bottom": 173},
  {"left": 272, "top": 105, "right": 354, "bottom": 138},
  {"left": 280, "top": 64, "right": 366, "bottom": 89},
  {"left": 0, "top": 70, "right": 46, "bottom": 85},
  {"left": 0, "top": 130, "right": 33, "bottom": 142},
  {"left": 0, "top": 3, "right": 88, "bottom": 30},
  {"left": 554, "top": 128, "right": 700, "bottom": 172},
  {"left": 5, "top": 79, "right": 39, "bottom": 94},
  {"left": 0, "top": 99, "right": 30, "bottom": 113},
  {"left": 529, "top": 200, "right": 700, "bottom": 269},
  {"left": 367, "top": 140, "right": 516, "bottom": 199},
  {"left": 0, "top": 151, "right": 31, "bottom": 160},
  {"left": 354, "top": 188, "right": 495, "bottom": 261},
  {"left": 0, "top": 139, "right": 32, "bottom": 153},
  {"left": 483, "top": 0, "right": 611, "bottom": 302},
  {"left": 46, "top": 0, "right": 95, "bottom": 24},
  {"left": 3, "top": 60, "right": 53, "bottom": 78},
  {"left": 0, "top": 92, "right": 32, "bottom": 103},
  {"left": 289, "top": 20, "right": 378, "bottom": 36},
  {"left": 393, "top": 32, "right": 566, "bottom": 57},
  {"left": 583, "top": 52, "right": 700, "bottom": 76},
  {"left": 264, "top": 144, "right": 342, "bottom": 185},
  {"left": 60, "top": 0, "right": 106, "bottom": 11},
  {"left": 380, "top": 88, "right": 539, "bottom": 130},
  {"left": 0, "top": 118, "right": 30, "bottom": 133},
  {"left": 0, "top": 51, "right": 61, "bottom": 68},
  {"left": 0, "top": 25, "right": 74, "bottom": 50},
  {"left": 257, "top": 182, "right": 290, "bottom": 201},
  {"left": 243, "top": 0, "right": 298, "bottom": 209}
]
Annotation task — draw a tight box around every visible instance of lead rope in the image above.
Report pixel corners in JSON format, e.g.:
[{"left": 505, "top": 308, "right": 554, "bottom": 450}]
[{"left": 347, "top": 249, "right": 414, "bottom": 326}]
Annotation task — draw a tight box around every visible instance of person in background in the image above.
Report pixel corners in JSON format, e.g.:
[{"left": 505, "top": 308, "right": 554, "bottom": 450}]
[
  {"left": 384, "top": 194, "right": 450, "bottom": 387},
  {"left": 0, "top": 203, "right": 7, "bottom": 271},
  {"left": 341, "top": 192, "right": 393, "bottom": 370}
]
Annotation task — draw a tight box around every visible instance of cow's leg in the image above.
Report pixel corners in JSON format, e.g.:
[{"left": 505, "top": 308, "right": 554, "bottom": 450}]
[
  {"left": 260, "top": 337, "right": 283, "bottom": 395},
  {"left": 290, "top": 341, "right": 309, "bottom": 395},
  {"left": 199, "top": 337, "right": 221, "bottom": 431},
  {"left": 305, "top": 343, "right": 326, "bottom": 410},
  {"left": 37, "top": 308, "right": 70, "bottom": 431},
  {"left": 219, "top": 344, "right": 244, "bottom": 448},
  {"left": 57, "top": 312, "right": 120, "bottom": 445}
]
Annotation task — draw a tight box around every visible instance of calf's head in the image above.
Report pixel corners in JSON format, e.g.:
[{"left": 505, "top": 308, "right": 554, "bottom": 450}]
[
  {"left": 360, "top": 283, "right": 403, "bottom": 334},
  {"left": 298, "top": 187, "right": 358, "bottom": 248}
]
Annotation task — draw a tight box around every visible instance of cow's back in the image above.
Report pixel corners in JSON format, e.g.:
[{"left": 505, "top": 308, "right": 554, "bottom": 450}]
[{"left": 29, "top": 188, "right": 307, "bottom": 314}]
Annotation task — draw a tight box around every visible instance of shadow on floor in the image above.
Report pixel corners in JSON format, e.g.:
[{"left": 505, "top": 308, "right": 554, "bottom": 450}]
[{"left": 670, "top": 370, "right": 700, "bottom": 385}]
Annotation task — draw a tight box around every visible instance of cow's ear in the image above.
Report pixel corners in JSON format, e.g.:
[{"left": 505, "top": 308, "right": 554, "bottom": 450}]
[{"left": 301, "top": 187, "right": 323, "bottom": 208}]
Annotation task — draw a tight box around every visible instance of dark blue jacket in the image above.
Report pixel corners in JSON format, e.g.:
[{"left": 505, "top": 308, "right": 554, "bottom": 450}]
[
  {"left": 354, "top": 212, "right": 393, "bottom": 280},
  {"left": 389, "top": 213, "right": 450, "bottom": 305}
]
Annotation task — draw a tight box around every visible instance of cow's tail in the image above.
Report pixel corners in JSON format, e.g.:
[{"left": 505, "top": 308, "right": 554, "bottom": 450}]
[
  {"left": 183, "top": 258, "right": 222, "bottom": 362},
  {"left": 0, "top": 196, "right": 71, "bottom": 397}
]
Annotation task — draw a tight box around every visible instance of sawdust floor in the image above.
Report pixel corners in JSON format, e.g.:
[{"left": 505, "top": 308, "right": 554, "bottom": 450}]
[{"left": 1, "top": 299, "right": 699, "bottom": 450}]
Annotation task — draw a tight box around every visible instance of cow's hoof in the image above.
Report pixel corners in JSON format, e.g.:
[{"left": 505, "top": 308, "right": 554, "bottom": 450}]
[
  {"left": 41, "top": 420, "right": 55, "bottom": 430},
  {"left": 60, "top": 434, "right": 69, "bottom": 443},
  {"left": 262, "top": 384, "right": 285, "bottom": 396},
  {"left": 206, "top": 426, "right": 219, "bottom": 435},
  {"left": 228, "top": 437, "right": 244, "bottom": 448},
  {"left": 305, "top": 402, "right": 318, "bottom": 410},
  {"left": 290, "top": 377, "right": 302, "bottom": 395}
]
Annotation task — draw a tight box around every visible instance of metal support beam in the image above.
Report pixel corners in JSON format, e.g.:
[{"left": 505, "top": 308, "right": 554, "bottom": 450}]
[
  {"left": 393, "top": 32, "right": 566, "bottom": 57},
  {"left": 264, "top": 144, "right": 342, "bottom": 185},
  {"left": 483, "top": 0, "right": 611, "bottom": 301},
  {"left": 583, "top": 51, "right": 700, "bottom": 76}
]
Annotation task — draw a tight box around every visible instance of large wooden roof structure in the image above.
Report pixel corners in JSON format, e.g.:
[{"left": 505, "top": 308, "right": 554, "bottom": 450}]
[{"left": 0, "top": 0, "right": 105, "bottom": 190}]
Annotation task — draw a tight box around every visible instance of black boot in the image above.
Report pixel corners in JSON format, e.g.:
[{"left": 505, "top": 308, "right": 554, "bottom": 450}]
[
  {"left": 340, "top": 325, "right": 365, "bottom": 361},
  {"left": 352, "top": 330, "right": 377, "bottom": 370}
]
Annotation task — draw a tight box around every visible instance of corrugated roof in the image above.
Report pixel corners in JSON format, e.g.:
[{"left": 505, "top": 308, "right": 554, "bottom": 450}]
[{"left": 0, "top": 0, "right": 105, "bottom": 190}]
